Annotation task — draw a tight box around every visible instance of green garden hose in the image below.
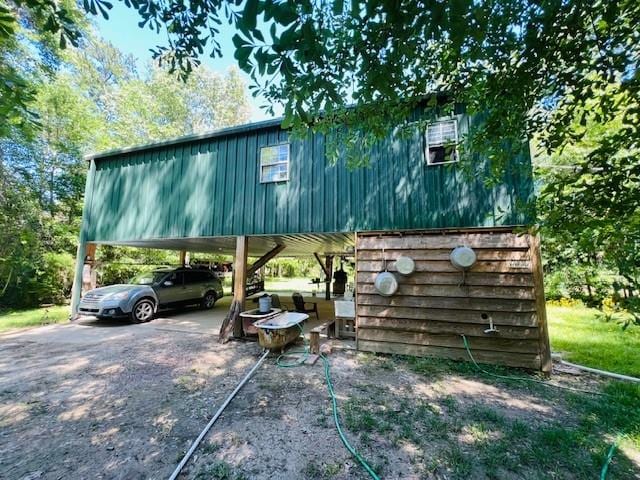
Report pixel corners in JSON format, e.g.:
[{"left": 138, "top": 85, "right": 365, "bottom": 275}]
[
  {"left": 275, "top": 348, "right": 309, "bottom": 368},
  {"left": 462, "top": 335, "right": 625, "bottom": 478},
  {"left": 276, "top": 325, "right": 381, "bottom": 480},
  {"left": 600, "top": 441, "right": 618, "bottom": 480},
  {"left": 320, "top": 351, "right": 381, "bottom": 480},
  {"left": 460, "top": 335, "right": 605, "bottom": 396}
]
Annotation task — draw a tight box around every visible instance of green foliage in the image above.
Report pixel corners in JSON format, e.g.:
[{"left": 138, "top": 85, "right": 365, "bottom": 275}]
[
  {"left": 0, "top": 0, "right": 88, "bottom": 137},
  {"left": 36, "top": 252, "right": 75, "bottom": 304},
  {"left": 262, "top": 257, "right": 317, "bottom": 278},
  {"left": 0, "top": 160, "right": 44, "bottom": 307},
  {"left": 0, "top": 305, "right": 70, "bottom": 332},
  {"left": 7, "top": 0, "right": 636, "bottom": 179},
  {"left": 209, "top": 1, "right": 640, "bottom": 174},
  {"left": 96, "top": 246, "right": 178, "bottom": 285},
  {"left": 0, "top": 33, "right": 251, "bottom": 308},
  {"left": 544, "top": 267, "right": 610, "bottom": 307},
  {"left": 537, "top": 98, "right": 639, "bottom": 319}
]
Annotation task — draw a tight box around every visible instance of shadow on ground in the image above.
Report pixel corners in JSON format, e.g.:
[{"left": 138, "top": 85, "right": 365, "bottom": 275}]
[{"left": 0, "top": 319, "right": 638, "bottom": 480}]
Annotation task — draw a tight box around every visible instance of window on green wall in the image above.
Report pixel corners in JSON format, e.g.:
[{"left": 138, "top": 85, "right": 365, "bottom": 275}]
[
  {"left": 260, "top": 143, "right": 290, "bottom": 183},
  {"left": 426, "top": 119, "right": 459, "bottom": 165}
]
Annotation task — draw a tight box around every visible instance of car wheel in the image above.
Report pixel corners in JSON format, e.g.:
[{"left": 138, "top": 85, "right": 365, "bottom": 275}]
[
  {"left": 201, "top": 291, "right": 217, "bottom": 310},
  {"left": 131, "top": 299, "right": 155, "bottom": 323}
]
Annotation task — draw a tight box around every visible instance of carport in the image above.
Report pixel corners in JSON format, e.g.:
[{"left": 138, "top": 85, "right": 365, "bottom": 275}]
[
  {"left": 69, "top": 117, "right": 363, "bottom": 341},
  {"left": 74, "top": 232, "right": 354, "bottom": 339}
]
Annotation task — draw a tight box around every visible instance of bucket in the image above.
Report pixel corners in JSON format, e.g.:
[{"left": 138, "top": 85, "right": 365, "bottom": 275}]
[{"left": 258, "top": 294, "right": 272, "bottom": 313}]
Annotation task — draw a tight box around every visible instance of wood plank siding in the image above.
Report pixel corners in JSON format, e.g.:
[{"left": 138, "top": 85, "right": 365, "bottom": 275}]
[{"left": 355, "top": 229, "right": 551, "bottom": 371}]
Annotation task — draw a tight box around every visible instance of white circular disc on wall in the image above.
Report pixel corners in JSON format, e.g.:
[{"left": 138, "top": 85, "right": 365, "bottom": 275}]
[
  {"left": 450, "top": 246, "right": 477, "bottom": 270},
  {"left": 374, "top": 271, "right": 399, "bottom": 296},
  {"left": 395, "top": 256, "right": 416, "bottom": 275}
]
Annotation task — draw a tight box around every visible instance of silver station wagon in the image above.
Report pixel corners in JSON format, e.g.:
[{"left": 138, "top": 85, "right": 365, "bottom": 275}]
[{"left": 78, "top": 267, "right": 224, "bottom": 323}]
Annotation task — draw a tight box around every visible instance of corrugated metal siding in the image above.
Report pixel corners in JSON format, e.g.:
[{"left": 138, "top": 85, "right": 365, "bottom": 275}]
[{"left": 86, "top": 119, "right": 534, "bottom": 242}]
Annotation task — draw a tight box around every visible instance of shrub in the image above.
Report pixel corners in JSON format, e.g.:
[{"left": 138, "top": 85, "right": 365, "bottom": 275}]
[
  {"left": 98, "top": 263, "right": 150, "bottom": 286},
  {"left": 544, "top": 265, "right": 609, "bottom": 307},
  {"left": 547, "top": 298, "right": 583, "bottom": 308},
  {"left": 0, "top": 250, "right": 75, "bottom": 308},
  {"left": 544, "top": 270, "right": 568, "bottom": 301},
  {"left": 33, "top": 252, "right": 75, "bottom": 304}
]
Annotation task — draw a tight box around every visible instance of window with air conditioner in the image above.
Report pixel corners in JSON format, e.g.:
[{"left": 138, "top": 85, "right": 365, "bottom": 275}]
[{"left": 426, "top": 119, "right": 459, "bottom": 165}]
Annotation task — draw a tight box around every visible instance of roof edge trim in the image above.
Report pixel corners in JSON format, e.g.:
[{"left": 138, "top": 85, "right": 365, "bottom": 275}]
[{"left": 85, "top": 117, "right": 284, "bottom": 161}]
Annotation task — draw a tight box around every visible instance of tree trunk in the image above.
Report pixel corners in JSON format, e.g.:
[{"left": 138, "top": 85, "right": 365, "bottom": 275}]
[{"left": 585, "top": 274, "right": 593, "bottom": 302}]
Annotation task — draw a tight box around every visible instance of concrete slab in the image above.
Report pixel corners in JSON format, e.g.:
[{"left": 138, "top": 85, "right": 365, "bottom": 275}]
[
  {"left": 150, "top": 296, "right": 230, "bottom": 334},
  {"left": 0, "top": 294, "right": 342, "bottom": 346},
  {"left": 0, "top": 297, "right": 232, "bottom": 345}
]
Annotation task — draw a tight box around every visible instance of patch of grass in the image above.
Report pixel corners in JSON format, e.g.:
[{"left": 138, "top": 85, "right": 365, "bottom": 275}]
[
  {"left": 302, "top": 461, "right": 343, "bottom": 479},
  {"left": 263, "top": 276, "right": 314, "bottom": 294},
  {"left": 202, "top": 441, "right": 221, "bottom": 455},
  {"left": 323, "top": 462, "right": 342, "bottom": 477},
  {"left": 465, "top": 422, "right": 490, "bottom": 443},
  {"left": 441, "top": 394, "right": 458, "bottom": 412},
  {"left": 302, "top": 462, "right": 322, "bottom": 478},
  {"left": 404, "top": 350, "right": 539, "bottom": 390},
  {"left": 548, "top": 304, "right": 640, "bottom": 377},
  {"left": 312, "top": 407, "right": 329, "bottom": 427},
  {"left": 467, "top": 404, "right": 506, "bottom": 426},
  {"left": 174, "top": 375, "right": 201, "bottom": 393},
  {"left": 0, "top": 305, "right": 69, "bottom": 332},
  {"left": 445, "top": 444, "right": 473, "bottom": 478},
  {"left": 329, "top": 308, "right": 640, "bottom": 478},
  {"left": 350, "top": 352, "right": 640, "bottom": 478},
  {"left": 194, "top": 461, "right": 237, "bottom": 480}
]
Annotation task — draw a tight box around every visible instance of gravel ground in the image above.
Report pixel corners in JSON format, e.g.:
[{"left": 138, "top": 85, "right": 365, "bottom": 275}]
[{"left": 0, "top": 320, "right": 638, "bottom": 480}]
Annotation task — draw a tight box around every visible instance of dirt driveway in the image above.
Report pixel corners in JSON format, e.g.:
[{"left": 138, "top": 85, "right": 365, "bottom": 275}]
[{"left": 1, "top": 318, "right": 639, "bottom": 480}]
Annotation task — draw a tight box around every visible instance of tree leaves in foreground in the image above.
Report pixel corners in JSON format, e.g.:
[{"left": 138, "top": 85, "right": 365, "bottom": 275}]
[
  {"left": 0, "top": 0, "right": 88, "bottom": 137},
  {"left": 536, "top": 98, "right": 639, "bottom": 322},
  {"left": 6, "top": 1, "right": 639, "bottom": 169},
  {"left": 69, "top": 1, "right": 637, "bottom": 167}
]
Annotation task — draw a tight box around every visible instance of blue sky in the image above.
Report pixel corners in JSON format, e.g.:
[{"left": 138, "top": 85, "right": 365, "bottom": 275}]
[{"left": 93, "top": 3, "right": 276, "bottom": 121}]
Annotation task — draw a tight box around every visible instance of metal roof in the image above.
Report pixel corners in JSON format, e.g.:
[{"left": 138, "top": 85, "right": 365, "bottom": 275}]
[{"left": 86, "top": 117, "right": 284, "bottom": 161}]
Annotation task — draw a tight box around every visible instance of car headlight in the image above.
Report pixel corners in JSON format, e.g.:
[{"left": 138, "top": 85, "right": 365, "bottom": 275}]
[{"left": 108, "top": 291, "right": 130, "bottom": 300}]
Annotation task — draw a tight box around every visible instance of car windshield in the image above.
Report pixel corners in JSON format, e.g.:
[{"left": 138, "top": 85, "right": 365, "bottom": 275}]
[{"left": 130, "top": 271, "right": 167, "bottom": 285}]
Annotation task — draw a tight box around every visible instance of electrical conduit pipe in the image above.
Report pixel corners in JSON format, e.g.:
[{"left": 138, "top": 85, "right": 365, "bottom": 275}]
[
  {"left": 168, "top": 349, "right": 270, "bottom": 480},
  {"left": 558, "top": 359, "right": 640, "bottom": 384}
]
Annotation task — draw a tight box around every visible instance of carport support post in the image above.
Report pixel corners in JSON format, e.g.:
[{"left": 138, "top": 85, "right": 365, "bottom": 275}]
[
  {"left": 324, "top": 255, "right": 333, "bottom": 300},
  {"left": 70, "top": 240, "right": 87, "bottom": 317},
  {"left": 83, "top": 243, "right": 97, "bottom": 292},
  {"left": 70, "top": 159, "right": 97, "bottom": 318},
  {"left": 71, "top": 241, "right": 97, "bottom": 317},
  {"left": 313, "top": 253, "right": 334, "bottom": 300},
  {"left": 179, "top": 250, "right": 188, "bottom": 267},
  {"left": 219, "top": 236, "right": 248, "bottom": 342},
  {"left": 232, "top": 236, "right": 248, "bottom": 337}
]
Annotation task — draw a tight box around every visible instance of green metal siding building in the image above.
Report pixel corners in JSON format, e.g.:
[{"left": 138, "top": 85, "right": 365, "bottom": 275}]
[
  {"left": 70, "top": 111, "right": 551, "bottom": 372},
  {"left": 82, "top": 116, "right": 533, "bottom": 249}
]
